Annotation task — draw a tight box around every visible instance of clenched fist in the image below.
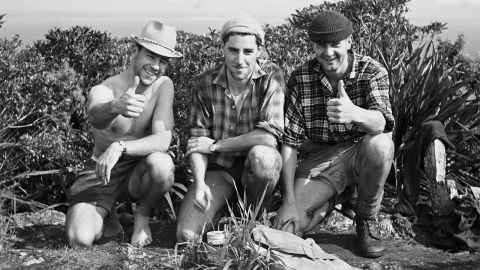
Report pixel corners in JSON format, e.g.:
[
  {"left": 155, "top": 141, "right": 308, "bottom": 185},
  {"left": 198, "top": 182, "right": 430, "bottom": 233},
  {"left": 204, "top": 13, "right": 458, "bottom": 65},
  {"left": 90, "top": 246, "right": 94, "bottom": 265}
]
[{"left": 327, "top": 80, "right": 358, "bottom": 125}]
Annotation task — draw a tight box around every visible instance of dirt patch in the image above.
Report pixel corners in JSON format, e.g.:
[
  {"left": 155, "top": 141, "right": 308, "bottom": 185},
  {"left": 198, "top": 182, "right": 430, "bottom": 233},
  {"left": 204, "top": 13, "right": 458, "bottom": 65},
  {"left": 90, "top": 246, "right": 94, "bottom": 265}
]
[{"left": 1, "top": 210, "right": 480, "bottom": 269}]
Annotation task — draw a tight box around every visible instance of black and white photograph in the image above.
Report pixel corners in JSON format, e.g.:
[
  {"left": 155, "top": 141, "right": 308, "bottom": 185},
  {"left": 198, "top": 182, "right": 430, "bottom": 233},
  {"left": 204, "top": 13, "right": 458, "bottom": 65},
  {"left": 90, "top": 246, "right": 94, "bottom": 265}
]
[{"left": 1, "top": 0, "right": 479, "bottom": 269}]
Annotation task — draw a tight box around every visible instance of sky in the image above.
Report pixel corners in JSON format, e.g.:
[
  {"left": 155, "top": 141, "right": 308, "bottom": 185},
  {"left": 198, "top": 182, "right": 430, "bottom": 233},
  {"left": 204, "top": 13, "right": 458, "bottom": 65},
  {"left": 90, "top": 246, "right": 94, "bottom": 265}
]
[{"left": 1, "top": 0, "right": 480, "bottom": 57}]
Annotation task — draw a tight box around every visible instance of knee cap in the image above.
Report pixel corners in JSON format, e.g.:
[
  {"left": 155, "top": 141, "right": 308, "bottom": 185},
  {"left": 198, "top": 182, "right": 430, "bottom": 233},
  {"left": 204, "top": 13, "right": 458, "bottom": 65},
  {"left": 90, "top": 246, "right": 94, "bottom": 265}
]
[
  {"left": 177, "top": 229, "right": 199, "bottom": 243},
  {"left": 67, "top": 226, "right": 95, "bottom": 247},
  {"left": 247, "top": 145, "right": 282, "bottom": 180}
]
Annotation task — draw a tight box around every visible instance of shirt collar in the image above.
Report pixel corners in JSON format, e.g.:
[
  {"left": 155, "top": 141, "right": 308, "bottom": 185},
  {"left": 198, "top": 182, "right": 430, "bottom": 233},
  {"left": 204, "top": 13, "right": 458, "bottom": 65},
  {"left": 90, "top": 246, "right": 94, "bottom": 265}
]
[
  {"left": 212, "top": 61, "right": 267, "bottom": 89},
  {"left": 345, "top": 51, "right": 359, "bottom": 80}
]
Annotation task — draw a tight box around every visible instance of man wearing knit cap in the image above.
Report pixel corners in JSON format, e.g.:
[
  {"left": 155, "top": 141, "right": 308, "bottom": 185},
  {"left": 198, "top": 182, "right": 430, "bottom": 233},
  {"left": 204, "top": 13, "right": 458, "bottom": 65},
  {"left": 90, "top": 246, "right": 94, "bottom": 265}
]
[
  {"left": 66, "top": 20, "right": 182, "bottom": 248},
  {"left": 275, "top": 10, "right": 394, "bottom": 258},
  {"left": 176, "top": 15, "right": 285, "bottom": 242}
]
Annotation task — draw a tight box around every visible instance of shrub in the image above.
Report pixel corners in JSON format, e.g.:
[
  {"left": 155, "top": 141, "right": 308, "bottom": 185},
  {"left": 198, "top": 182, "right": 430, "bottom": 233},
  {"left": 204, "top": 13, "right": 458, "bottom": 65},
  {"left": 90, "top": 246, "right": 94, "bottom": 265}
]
[{"left": 0, "top": 35, "right": 92, "bottom": 208}]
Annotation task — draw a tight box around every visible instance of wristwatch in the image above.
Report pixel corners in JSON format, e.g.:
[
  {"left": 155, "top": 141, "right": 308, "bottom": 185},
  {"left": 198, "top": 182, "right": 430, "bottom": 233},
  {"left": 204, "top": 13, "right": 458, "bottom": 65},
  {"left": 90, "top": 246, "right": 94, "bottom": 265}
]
[
  {"left": 116, "top": 140, "right": 127, "bottom": 154},
  {"left": 209, "top": 141, "right": 217, "bottom": 153}
]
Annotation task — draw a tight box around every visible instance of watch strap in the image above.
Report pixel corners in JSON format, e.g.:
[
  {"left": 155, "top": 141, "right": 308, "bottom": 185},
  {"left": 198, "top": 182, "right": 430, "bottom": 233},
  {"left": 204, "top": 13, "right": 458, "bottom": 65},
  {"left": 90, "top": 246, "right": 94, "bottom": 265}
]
[{"left": 117, "top": 140, "right": 127, "bottom": 154}]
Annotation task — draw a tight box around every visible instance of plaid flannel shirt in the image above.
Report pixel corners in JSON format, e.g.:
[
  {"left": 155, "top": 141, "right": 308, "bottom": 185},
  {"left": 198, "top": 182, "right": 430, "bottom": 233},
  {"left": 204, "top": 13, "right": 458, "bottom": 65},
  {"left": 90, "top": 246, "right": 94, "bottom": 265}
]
[
  {"left": 190, "top": 60, "right": 285, "bottom": 168},
  {"left": 283, "top": 52, "right": 394, "bottom": 148}
]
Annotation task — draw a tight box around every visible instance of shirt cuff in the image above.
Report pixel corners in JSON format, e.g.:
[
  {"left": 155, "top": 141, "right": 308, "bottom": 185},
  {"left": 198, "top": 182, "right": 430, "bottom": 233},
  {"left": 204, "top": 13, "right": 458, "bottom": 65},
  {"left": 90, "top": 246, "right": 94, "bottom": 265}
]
[
  {"left": 190, "top": 128, "right": 211, "bottom": 137},
  {"left": 256, "top": 121, "right": 283, "bottom": 140}
]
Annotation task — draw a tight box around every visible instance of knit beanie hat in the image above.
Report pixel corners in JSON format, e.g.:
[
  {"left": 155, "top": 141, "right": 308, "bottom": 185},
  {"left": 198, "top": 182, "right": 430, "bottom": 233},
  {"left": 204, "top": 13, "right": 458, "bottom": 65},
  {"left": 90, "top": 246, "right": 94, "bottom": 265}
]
[
  {"left": 308, "top": 10, "right": 353, "bottom": 43},
  {"left": 221, "top": 16, "right": 265, "bottom": 45}
]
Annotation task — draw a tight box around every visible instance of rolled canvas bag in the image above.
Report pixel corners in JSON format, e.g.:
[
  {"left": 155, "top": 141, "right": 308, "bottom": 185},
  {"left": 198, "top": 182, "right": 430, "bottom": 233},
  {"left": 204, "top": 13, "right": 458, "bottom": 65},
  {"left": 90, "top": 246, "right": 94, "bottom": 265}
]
[{"left": 251, "top": 225, "right": 357, "bottom": 270}]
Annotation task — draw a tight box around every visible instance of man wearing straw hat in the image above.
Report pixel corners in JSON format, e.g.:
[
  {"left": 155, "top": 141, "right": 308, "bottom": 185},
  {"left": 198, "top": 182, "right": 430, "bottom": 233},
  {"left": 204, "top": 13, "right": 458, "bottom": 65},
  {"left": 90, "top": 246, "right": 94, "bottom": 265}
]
[
  {"left": 275, "top": 11, "right": 394, "bottom": 258},
  {"left": 66, "top": 20, "right": 182, "bottom": 247},
  {"left": 176, "top": 15, "right": 285, "bottom": 242}
]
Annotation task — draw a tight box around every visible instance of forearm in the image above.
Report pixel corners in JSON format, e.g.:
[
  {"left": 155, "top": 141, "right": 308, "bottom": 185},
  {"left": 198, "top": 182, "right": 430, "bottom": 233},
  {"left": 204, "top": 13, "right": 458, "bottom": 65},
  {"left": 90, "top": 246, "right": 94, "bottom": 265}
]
[
  {"left": 88, "top": 100, "right": 119, "bottom": 129},
  {"left": 353, "top": 107, "right": 386, "bottom": 134},
  {"left": 214, "top": 129, "right": 277, "bottom": 152},
  {"left": 189, "top": 152, "right": 208, "bottom": 185},
  {"left": 123, "top": 132, "right": 172, "bottom": 156},
  {"left": 281, "top": 145, "right": 298, "bottom": 204}
]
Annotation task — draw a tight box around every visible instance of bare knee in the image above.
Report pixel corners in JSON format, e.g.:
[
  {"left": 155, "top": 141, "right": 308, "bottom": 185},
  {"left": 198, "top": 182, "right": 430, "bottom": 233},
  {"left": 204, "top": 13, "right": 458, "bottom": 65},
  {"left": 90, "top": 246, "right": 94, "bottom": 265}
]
[
  {"left": 66, "top": 203, "right": 105, "bottom": 247},
  {"left": 145, "top": 152, "right": 175, "bottom": 190},
  {"left": 361, "top": 133, "right": 394, "bottom": 166},
  {"left": 176, "top": 228, "right": 200, "bottom": 243},
  {"left": 246, "top": 145, "right": 282, "bottom": 184}
]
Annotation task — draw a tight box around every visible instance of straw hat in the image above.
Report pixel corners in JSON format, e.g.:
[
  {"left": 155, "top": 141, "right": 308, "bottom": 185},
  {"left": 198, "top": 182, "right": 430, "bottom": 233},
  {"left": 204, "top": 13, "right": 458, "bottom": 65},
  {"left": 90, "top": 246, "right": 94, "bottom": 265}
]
[{"left": 132, "top": 20, "right": 182, "bottom": 58}]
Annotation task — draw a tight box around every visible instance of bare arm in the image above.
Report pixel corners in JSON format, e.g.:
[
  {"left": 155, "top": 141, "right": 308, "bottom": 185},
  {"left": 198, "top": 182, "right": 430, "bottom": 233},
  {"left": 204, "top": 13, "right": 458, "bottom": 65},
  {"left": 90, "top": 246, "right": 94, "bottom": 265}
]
[
  {"left": 351, "top": 107, "right": 386, "bottom": 134},
  {"left": 280, "top": 144, "right": 297, "bottom": 204},
  {"left": 190, "top": 152, "right": 208, "bottom": 186},
  {"left": 88, "top": 77, "right": 145, "bottom": 129},
  {"left": 274, "top": 144, "right": 302, "bottom": 233},
  {"left": 213, "top": 129, "right": 277, "bottom": 152},
  {"left": 328, "top": 80, "right": 386, "bottom": 135},
  {"left": 87, "top": 85, "right": 119, "bottom": 129}
]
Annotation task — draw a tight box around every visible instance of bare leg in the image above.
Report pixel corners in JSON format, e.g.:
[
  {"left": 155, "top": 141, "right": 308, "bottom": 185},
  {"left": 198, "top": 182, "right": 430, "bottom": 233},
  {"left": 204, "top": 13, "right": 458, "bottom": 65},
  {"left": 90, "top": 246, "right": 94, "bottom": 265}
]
[
  {"left": 353, "top": 133, "right": 394, "bottom": 258},
  {"left": 66, "top": 202, "right": 107, "bottom": 247},
  {"left": 355, "top": 133, "right": 394, "bottom": 218},
  {"left": 291, "top": 178, "right": 336, "bottom": 236},
  {"left": 128, "top": 152, "right": 174, "bottom": 247},
  {"left": 242, "top": 145, "right": 282, "bottom": 205},
  {"left": 176, "top": 170, "right": 234, "bottom": 242}
]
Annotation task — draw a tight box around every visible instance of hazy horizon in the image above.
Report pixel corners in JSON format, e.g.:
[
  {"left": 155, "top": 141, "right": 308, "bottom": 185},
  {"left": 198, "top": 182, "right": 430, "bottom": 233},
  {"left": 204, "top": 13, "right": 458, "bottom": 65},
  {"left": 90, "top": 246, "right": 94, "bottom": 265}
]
[{"left": 1, "top": 0, "right": 479, "bottom": 57}]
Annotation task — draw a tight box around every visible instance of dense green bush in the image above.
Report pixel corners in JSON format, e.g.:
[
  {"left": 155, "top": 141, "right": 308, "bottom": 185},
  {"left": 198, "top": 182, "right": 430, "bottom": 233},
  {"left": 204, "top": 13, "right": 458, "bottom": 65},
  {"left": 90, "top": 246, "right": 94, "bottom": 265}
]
[
  {"left": 0, "top": 36, "right": 91, "bottom": 207},
  {"left": 0, "top": 0, "right": 478, "bottom": 214}
]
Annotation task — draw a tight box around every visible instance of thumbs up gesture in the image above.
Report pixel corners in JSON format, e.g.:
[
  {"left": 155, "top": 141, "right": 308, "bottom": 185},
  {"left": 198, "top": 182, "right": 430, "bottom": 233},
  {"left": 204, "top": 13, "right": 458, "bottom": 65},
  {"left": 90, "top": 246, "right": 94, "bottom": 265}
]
[
  {"left": 327, "top": 80, "right": 358, "bottom": 124},
  {"left": 114, "top": 76, "right": 146, "bottom": 118}
]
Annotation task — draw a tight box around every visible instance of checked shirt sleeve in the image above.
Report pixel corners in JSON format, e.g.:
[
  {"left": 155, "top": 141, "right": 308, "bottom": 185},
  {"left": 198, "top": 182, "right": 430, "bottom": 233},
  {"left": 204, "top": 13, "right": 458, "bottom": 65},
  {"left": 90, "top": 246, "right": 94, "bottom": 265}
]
[
  {"left": 256, "top": 67, "right": 285, "bottom": 140},
  {"left": 282, "top": 74, "right": 306, "bottom": 149},
  {"left": 366, "top": 67, "right": 395, "bottom": 132},
  {"left": 189, "top": 77, "right": 212, "bottom": 138}
]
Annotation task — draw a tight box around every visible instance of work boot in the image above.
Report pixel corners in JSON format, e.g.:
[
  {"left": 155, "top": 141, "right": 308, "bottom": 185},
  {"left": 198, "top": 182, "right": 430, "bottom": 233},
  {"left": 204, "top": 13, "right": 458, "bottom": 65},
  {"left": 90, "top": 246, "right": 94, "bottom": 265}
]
[
  {"left": 355, "top": 216, "right": 384, "bottom": 258},
  {"left": 338, "top": 202, "right": 356, "bottom": 220}
]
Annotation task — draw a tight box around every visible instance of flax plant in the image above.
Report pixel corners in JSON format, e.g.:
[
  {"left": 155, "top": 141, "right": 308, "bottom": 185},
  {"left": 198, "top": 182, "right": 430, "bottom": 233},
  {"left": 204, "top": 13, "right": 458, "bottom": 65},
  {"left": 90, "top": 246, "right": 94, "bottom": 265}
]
[{"left": 176, "top": 183, "right": 273, "bottom": 269}]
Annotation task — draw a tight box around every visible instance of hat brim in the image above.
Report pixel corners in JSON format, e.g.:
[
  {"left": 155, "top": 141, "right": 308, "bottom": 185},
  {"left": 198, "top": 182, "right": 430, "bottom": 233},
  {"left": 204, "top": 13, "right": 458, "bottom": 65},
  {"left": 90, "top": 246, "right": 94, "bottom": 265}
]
[{"left": 132, "top": 36, "right": 183, "bottom": 58}]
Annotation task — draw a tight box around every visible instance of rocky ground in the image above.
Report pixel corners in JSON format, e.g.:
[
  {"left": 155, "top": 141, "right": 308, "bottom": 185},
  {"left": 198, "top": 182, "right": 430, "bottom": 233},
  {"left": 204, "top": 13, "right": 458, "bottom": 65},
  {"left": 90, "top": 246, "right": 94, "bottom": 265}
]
[{"left": 1, "top": 207, "right": 479, "bottom": 270}]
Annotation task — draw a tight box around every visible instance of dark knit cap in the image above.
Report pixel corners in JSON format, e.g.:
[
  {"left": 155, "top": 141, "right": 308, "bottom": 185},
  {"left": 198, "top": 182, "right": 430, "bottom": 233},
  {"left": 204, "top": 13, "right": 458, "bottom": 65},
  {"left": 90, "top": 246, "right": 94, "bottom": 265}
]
[{"left": 308, "top": 10, "right": 353, "bottom": 43}]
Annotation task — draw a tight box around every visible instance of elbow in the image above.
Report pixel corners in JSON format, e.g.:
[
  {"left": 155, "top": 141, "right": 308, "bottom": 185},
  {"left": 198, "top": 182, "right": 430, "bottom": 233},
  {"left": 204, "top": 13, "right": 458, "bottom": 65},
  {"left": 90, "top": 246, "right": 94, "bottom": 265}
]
[{"left": 375, "top": 117, "right": 387, "bottom": 134}]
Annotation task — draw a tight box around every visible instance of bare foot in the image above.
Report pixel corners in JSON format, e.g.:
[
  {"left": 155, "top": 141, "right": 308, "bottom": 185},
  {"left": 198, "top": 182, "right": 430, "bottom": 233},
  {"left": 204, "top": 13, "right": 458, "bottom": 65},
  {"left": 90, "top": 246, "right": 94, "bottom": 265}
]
[
  {"left": 102, "top": 210, "right": 124, "bottom": 239},
  {"left": 130, "top": 207, "right": 152, "bottom": 247}
]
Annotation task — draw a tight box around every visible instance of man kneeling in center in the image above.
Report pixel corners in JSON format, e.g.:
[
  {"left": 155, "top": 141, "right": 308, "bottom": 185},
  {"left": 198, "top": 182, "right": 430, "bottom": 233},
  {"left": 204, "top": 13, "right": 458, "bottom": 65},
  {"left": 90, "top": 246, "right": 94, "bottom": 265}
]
[
  {"left": 176, "top": 16, "right": 285, "bottom": 242},
  {"left": 66, "top": 20, "right": 182, "bottom": 247}
]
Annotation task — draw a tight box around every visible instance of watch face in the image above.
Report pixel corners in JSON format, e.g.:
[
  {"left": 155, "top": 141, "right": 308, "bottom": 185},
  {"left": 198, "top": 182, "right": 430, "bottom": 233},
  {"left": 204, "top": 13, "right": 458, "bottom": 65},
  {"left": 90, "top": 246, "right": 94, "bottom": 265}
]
[{"left": 117, "top": 141, "right": 126, "bottom": 153}]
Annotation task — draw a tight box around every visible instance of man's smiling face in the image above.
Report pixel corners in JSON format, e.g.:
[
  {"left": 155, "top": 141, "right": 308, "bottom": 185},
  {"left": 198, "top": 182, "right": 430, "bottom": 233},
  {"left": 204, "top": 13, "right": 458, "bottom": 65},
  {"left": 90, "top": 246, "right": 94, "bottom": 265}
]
[
  {"left": 313, "top": 36, "right": 351, "bottom": 74},
  {"left": 133, "top": 46, "right": 169, "bottom": 86},
  {"left": 223, "top": 34, "right": 260, "bottom": 82}
]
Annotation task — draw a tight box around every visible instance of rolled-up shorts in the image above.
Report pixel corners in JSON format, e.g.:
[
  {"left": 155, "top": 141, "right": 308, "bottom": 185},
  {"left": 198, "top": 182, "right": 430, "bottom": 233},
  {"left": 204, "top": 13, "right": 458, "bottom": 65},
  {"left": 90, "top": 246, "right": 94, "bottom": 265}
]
[
  {"left": 295, "top": 140, "right": 360, "bottom": 196},
  {"left": 207, "top": 156, "right": 247, "bottom": 187},
  {"left": 67, "top": 157, "right": 141, "bottom": 212}
]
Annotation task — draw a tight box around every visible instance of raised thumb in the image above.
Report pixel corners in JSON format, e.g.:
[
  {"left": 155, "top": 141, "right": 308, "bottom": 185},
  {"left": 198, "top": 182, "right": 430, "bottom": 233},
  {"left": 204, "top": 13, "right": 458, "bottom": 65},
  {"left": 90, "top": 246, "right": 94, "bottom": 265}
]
[
  {"left": 126, "top": 76, "right": 140, "bottom": 95},
  {"left": 337, "top": 80, "right": 349, "bottom": 99}
]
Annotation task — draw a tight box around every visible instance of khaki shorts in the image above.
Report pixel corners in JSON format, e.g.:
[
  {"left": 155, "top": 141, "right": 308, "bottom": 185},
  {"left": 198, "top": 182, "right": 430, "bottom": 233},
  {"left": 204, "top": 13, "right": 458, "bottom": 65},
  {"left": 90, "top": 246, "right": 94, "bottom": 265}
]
[
  {"left": 67, "top": 157, "right": 141, "bottom": 212},
  {"left": 295, "top": 140, "right": 360, "bottom": 195},
  {"left": 208, "top": 156, "right": 247, "bottom": 186}
]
